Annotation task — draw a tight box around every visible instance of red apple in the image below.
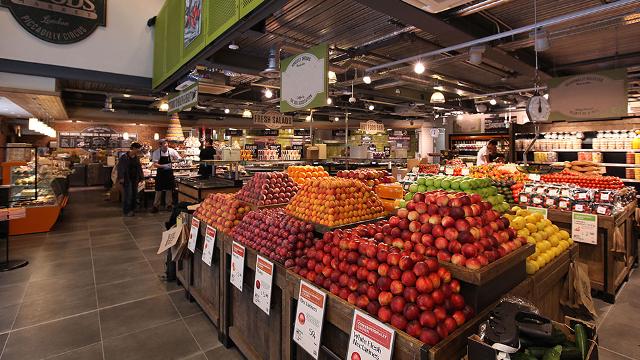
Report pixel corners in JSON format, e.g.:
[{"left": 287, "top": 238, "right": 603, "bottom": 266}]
[
  {"left": 451, "top": 254, "right": 466, "bottom": 266},
  {"left": 416, "top": 276, "right": 433, "bottom": 294},
  {"left": 390, "top": 313, "right": 408, "bottom": 331},
  {"left": 378, "top": 291, "right": 393, "bottom": 306},
  {"left": 419, "top": 310, "right": 437, "bottom": 329},
  {"left": 403, "top": 286, "right": 418, "bottom": 303},
  {"left": 390, "top": 280, "right": 404, "bottom": 295},
  {"left": 465, "top": 258, "right": 482, "bottom": 270},
  {"left": 461, "top": 244, "right": 478, "bottom": 258},
  {"left": 420, "top": 328, "right": 441, "bottom": 345},
  {"left": 444, "top": 228, "right": 458, "bottom": 242},
  {"left": 378, "top": 306, "right": 392, "bottom": 322},
  {"left": 450, "top": 293, "right": 465, "bottom": 310}
]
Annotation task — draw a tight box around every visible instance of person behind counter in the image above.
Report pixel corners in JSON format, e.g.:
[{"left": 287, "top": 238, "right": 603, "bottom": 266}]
[
  {"left": 117, "top": 142, "right": 144, "bottom": 217},
  {"left": 151, "top": 139, "right": 181, "bottom": 213},
  {"left": 198, "top": 138, "right": 216, "bottom": 178},
  {"left": 476, "top": 139, "right": 498, "bottom": 165}
]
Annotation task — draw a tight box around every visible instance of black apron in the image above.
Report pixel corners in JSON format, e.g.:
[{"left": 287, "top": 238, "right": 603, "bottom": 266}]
[{"left": 155, "top": 152, "right": 175, "bottom": 191}]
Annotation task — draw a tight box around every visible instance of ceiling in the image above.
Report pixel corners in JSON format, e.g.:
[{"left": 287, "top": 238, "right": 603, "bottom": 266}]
[{"left": 0, "top": 96, "right": 32, "bottom": 118}]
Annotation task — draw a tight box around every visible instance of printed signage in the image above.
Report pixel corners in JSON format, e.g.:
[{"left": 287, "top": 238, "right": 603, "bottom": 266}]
[
  {"left": 360, "top": 120, "right": 385, "bottom": 134},
  {"left": 572, "top": 212, "right": 598, "bottom": 245},
  {"left": 527, "top": 206, "right": 548, "bottom": 219},
  {"left": 168, "top": 82, "right": 198, "bottom": 114},
  {"left": 461, "top": 168, "right": 470, "bottom": 176},
  {"left": 230, "top": 242, "right": 245, "bottom": 291},
  {"left": 1, "top": 0, "right": 107, "bottom": 44},
  {"left": 244, "top": 144, "right": 259, "bottom": 158},
  {"left": 280, "top": 43, "right": 328, "bottom": 112},
  {"left": 294, "top": 129, "right": 311, "bottom": 136},
  {"left": 225, "top": 129, "right": 244, "bottom": 137},
  {"left": 201, "top": 225, "right": 216, "bottom": 266},
  {"left": 187, "top": 217, "right": 200, "bottom": 253},
  {"left": 253, "top": 111, "right": 293, "bottom": 129},
  {"left": 293, "top": 281, "right": 326, "bottom": 359},
  {"left": 253, "top": 255, "right": 274, "bottom": 315},
  {"left": 528, "top": 173, "right": 541, "bottom": 181},
  {"left": 157, "top": 225, "right": 183, "bottom": 255},
  {"left": 347, "top": 310, "right": 396, "bottom": 360},
  {"left": 183, "top": 0, "right": 202, "bottom": 47},
  {"left": 268, "top": 143, "right": 282, "bottom": 157},
  {"left": 58, "top": 127, "right": 136, "bottom": 149}
]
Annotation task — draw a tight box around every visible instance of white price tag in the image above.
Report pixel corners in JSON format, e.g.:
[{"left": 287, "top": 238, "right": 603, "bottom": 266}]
[
  {"left": 347, "top": 310, "right": 396, "bottom": 360},
  {"left": 527, "top": 206, "right": 548, "bottom": 219},
  {"left": 528, "top": 173, "right": 541, "bottom": 181},
  {"left": 201, "top": 225, "right": 217, "bottom": 266},
  {"left": 461, "top": 168, "right": 470, "bottom": 176},
  {"left": 230, "top": 242, "right": 246, "bottom": 291},
  {"left": 293, "top": 281, "right": 326, "bottom": 359},
  {"left": 444, "top": 167, "right": 454, "bottom": 175},
  {"left": 572, "top": 212, "right": 598, "bottom": 245},
  {"left": 253, "top": 255, "right": 274, "bottom": 315},
  {"left": 187, "top": 218, "right": 200, "bottom": 253}
]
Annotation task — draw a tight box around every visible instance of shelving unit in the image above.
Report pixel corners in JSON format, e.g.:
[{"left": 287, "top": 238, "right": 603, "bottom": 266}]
[{"left": 449, "top": 133, "right": 511, "bottom": 161}]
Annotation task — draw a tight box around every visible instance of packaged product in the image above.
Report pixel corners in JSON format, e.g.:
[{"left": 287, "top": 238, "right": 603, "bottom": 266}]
[
  {"left": 530, "top": 194, "right": 544, "bottom": 207},
  {"left": 544, "top": 196, "right": 558, "bottom": 209},
  {"left": 557, "top": 197, "right": 573, "bottom": 210},
  {"left": 572, "top": 202, "right": 591, "bottom": 213},
  {"left": 594, "top": 203, "right": 613, "bottom": 216}
]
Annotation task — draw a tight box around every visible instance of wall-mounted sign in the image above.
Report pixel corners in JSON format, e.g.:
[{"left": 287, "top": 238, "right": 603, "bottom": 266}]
[
  {"left": 253, "top": 111, "right": 293, "bottom": 129},
  {"left": 58, "top": 127, "right": 136, "bottom": 149},
  {"left": 280, "top": 43, "right": 328, "bottom": 113},
  {"left": 183, "top": 0, "right": 202, "bottom": 47},
  {"left": 294, "top": 129, "right": 310, "bottom": 136},
  {"left": 250, "top": 129, "right": 279, "bottom": 137},
  {"left": 332, "top": 129, "right": 351, "bottom": 137},
  {"left": 1, "top": 0, "right": 107, "bottom": 44},
  {"left": 548, "top": 69, "right": 628, "bottom": 121},
  {"left": 360, "top": 121, "right": 385, "bottom": 134},
  {"left": 168, "top": 82, "right": 198, "bottom": 114},
  {"left": 225, "top": 129, "right": 243, "bottom": 137}
]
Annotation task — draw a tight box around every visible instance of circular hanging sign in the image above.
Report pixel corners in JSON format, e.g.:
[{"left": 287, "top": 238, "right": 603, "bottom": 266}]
[{"left": 1, "top": 0, "right": 107, "bottom": 44}]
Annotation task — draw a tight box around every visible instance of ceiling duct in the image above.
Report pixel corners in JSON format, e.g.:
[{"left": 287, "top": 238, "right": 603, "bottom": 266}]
[
  {"left": 454, "top": 0, "right": 513, "bottom": 17},
  {"left": 401, "top": 0, "right": 475, "bottom": 14},
  {"left": 259, "top": 47, "right": 280, "bottom": 79},
  {"left": 101, "top": 95, "right": 115, "bottom": 112}
]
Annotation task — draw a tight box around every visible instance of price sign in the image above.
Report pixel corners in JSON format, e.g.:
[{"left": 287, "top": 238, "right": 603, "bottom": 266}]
[
  {"left": 527, "top": 206, "right": 548, "bottom": 219},
  {"left": 444, "top": 166, "right": 454, "bottom": 175},
  {"left": 293, "top": 281, "right": 326, "bottom": 359},
  {"left": 528, "top": 173, "right": 541, "bottom": 181},
  {"left": 253, "top": 255, "right": 274, "bottom": 315},
  {"left": 202, "top": 225, "right": 217, "bottom": 266},
  {"left": 187, "top": 218, "right": 200, "bottom": 253},
  {"left": 347, "top": 310, "right": 396, "bottom": 360},
  {"left": 230, "top": 242, "right": 246, "bottom": 291},
  {"left": 572, "top": 212, "right": 598, "bottom": 245},
  {"left": 461, "top": 168, "right": 470, "bottom": 176}
]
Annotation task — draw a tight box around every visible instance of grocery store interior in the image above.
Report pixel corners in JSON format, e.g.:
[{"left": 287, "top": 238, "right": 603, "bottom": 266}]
[{"left": 1, "top": 0, "right": 640, "bottom": 359}]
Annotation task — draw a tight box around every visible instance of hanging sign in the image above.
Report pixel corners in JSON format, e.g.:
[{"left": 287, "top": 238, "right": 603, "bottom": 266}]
[
  {"left": 201, "top": 225, "right": 216, "bottom": 266},
  {"left": 294, "top": 129, "right": 311, "bottom": 136},
  {"left": 527, "top": 206, "right": 548, "bottom": 219},
  {"left": 225, "top": 129, "right": 243, "bottom": 137},
  {"left": 347, "top": 310, "right": 396, "bottom": 360},
  {"left": 280, "top": 43, "right": 328, "bottom": 112},
  {"left": 293, "top": 281, "right": 327, "bottom": 359},
  {"left": 230, "top": 242, "right": 245, "bottom": 291},
  {"left": 187, "top": 217, "right": 200, "bottom": 253},
  {"left": 572, "top": 212, "right": 598, "bottom": 245},
  {"left": 168, "top": 82, "right": 198, "bottom": 114},
  {"left": 360, "top": 120, "right": 385, "bottom": 134},
  {"left": 253, "top": 255, "right": 274, "bottom": 315},
  {"left": 548, "top": 69, "right": 628, "bottom": 121},
  {"left": 253, "top": 111, "right": 293, "bottom": 129}
]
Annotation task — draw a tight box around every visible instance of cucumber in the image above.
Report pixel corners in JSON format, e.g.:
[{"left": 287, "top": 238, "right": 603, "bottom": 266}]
[
  {"left": 574, "top": 324, "right": 587, "bottom": 360},
  {"left": 542, "top": 345, "right": 563, "bottom": 360},
  {"left": 560, "top": 346, "right": 582, "bottom": 360}
]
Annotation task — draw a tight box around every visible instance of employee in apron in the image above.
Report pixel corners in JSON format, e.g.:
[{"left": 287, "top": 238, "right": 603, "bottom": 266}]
[{"left": 151, "top": 139, "right": 181, "bottom": 213}]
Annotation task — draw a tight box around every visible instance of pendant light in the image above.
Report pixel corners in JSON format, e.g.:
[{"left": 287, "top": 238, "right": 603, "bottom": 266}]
[
  {"left": 123, "top": 132, "right": 130, "bottom": 140},
  {"left": 430, "top": 91, "right": 445, "bottom": 104},
  {"left": 363, "top": 75, "right": 372, "bottom": 84},
  {"left": 414, "top": 61, "right": 425, "bottom": 74},
  {"left": 242, "top": 109, "right": 252, "bottom": 118},
  {"left": 154, "top": 133, "right": 160, "bottom": 140}
]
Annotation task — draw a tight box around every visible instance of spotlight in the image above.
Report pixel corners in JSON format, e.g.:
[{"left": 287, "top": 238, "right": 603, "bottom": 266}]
[
  {"left": 414, "top": 61, "right": 425, "bottom": 74},
  {"left": 228, "top": 41, "right": 239, "bottom": 50},
  {"left": 363, "top": 75, "right": 372, "bottom": 84},
  {"left": 489, "top": 98, "right": 497, "bottom": 106},
  {"left": 349, "top": 96, "right": 357, "bottom": 104},
  {"left": 224, "top": 108, "right": 230, "bottom": 114},
  {"left": 368, "top": 104, "right": 375, "bottom": 111},
  {"left": 327, "top": 97, "right": 333, "bottom": 105},
  {"left": 159, "top": 102, "right": 169, "bottom": 111},
  {"left": 154, "top": 133, "right": 160, "bottom": 140},
  {"left": 264, "top": 89, "right": 273, "bottom": 98},
  {"left": 334, "top": 117, "right": 339, "bottom": 122}
]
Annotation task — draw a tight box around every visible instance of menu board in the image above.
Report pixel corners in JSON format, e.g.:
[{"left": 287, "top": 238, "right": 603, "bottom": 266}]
[
  {"left": 58, "top": 127, "right": 137, "bottom": 149},
  {"left": 294, "top": 129, "right": 311, "bottom": 136},
  {"left": 268, "top": 144, "right": 282, "bottom": 157},
  {"left": 250, "top": 129, "right": 279, "bottom": 136},
  {"left": 244, "top": 144, "right": 259, "bottom": 158}
]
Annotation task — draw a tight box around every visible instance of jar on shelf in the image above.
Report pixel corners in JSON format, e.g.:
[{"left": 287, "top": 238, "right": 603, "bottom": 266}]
[
  {"left": 634, "top": 153, "right": 640, "bottom": 164},
  {"left": 626, "top": 152, "right": 635, "bottom": 164},
  {"left": 626, "top": 168, "right": 635, "bottom": 179},
  {"left": 633, "top": 130, "right": 640, "bottom": 149}
]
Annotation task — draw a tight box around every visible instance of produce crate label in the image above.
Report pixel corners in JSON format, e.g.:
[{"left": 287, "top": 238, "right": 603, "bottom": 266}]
[
  {"left": 461, "top": 168, "right": 470, "bottom": 176},
  {"left": 158, "top": 225, "right": 183, "bottom": 254},
  {"left": 445, "top": 166, "right": 454, "bottom": 175},
  {"left": 572, "top": 212, "right": 598, "bottom": 245},
  {"left": 547, "top": 188, "right": 559, "bottom": 197},
  {"left": 201, "top": 225, "right": 216, "bottom": 266},
  {"left": 293, "top": 281, "right": 326, "bottom": 359},
  {"left": 528, "top": 173, "right": 541, "bottom": 181},
  {"left": 230, "top": 242, "right": 246, "bottom": 291},
  {"left": 253, "top": 255, "right": 274, "bottom": 315},
  {"left": 347, "top": 310, "right": 395, "bottom": 360},
  {"left": 561, "top": 189, "right": 572, "bottom": 197},
  {"left": 527, "top": 206, "right": 548, "bottom": 219},
  {"left": 187, "top": 218, "right": 200, "bottom": 253}
]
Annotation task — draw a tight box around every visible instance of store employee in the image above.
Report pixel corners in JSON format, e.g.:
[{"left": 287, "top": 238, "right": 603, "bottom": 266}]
[
  {"left": 476, "top": 139, "right": 498, "bottom": 165},
  {"left": 151, "top": 139, "right": 181, "bottom": 213},
  {"left": 198, "top": 138, "right": 216, "bottom": 178}
]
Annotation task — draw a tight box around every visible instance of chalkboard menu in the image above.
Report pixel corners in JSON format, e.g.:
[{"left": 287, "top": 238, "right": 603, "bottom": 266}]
[
  {"left": 250, "top": 129, "right": 279, "bottom": 136},
  {"left": 225, "top": 129, "right": 244, "bottom": 137},
  {"left": 268, "top": 143, "right": 282, "bottom": 157},
  {"left": 294, "top": 129, "right": 311, "bottom": 136},
  {"left": 244, "top": 144, "right": 259, "bottom": 158},
  {"left": 58, "top": 127, "right": 137, "bottom": 149}
]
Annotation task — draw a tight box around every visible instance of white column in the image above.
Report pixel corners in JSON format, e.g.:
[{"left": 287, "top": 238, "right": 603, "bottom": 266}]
[{"left": 418, "top": 123, "right": 434, "bottom": 162}]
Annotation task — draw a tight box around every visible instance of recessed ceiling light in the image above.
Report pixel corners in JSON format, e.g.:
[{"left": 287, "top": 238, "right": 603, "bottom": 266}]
[
  {"left": 224, "top": 108, "right": 230, "bottom": 114},
  {"left": 123, "top": 94, "right": 131, "bottom": 98},
  {"left": 414, "top": 62, "right": 425, "bottom": 74},
  {"left": 228, "top": 41, "right": 239, "bottom": 50},
  {"left": 264, "top": 89, "right": 273, "bottom": 98}
]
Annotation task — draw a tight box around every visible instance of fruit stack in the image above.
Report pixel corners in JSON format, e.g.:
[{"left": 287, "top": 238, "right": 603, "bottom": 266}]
[
  {"left": 492, "top": 180, "right": 517, "bottom": 204},
  {"left": 388, "top": 191, "right": 526, "bottom": 269},
  {"left": 287, "top": 165, "right": 329, "bottom": 185},
  {"left": 231, "top": 208, "right": 315, "bottom": 266},
  {"left": 235, "top": 172, "right": 299, "bottom": 206},
  {"left": 292, "top": 228, "right": 474, "bottom": 344},
  {"left": 375, "top": 183, "right": 405, "bottom": 213},
  {"left": 286, "top": 178, "right": 386, "bottom": 227},
  {"left": 469, "top": 164, "right": 530, "bottom": 183},
  {"left": 541, "top": 173, "right": 624, "bottom": 190},
  {"left": 506, "top": 207, "right": 574, "bottom": 274},
  {"left": 336, "top": 169, "right": 396, "bottom": 188},
  {"left": 194, "top": 193, "right": 252, "bottom": 233}
]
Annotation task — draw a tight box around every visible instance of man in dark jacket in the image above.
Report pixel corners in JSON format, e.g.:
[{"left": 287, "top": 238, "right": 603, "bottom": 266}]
[
  {"left": 198, "top": 138, "right": 216, "bottom": 178},
  {"left": 117, "top": 142, "right": 144, "bottom": 217}
]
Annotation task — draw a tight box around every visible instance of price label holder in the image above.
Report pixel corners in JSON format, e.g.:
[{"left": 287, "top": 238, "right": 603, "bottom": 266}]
[
  {"left": 253, "top": 255, "right": 274, "bottom": 315},
  {"left": 528, "top": 173, "right": 541, "bottom": 181},
  {"left": 572, "top": 212, "right": 598, "bottom": 245},
  {"left": 293, "top": 281, "right": 326, "bottom": 359},
  {"left": 527, "top": 206, "right": 548, "bottom": 219},
  {"left": 230, "top": 242, "right": 246, "bottom": 291},
  {"left": 202, "top": 225, "right": 217, "bottom": 266},
  {"left": 187, "top": 218, "right": 200, "bottom": 253},
  {"left": 461, "top": 168, "right": 470, "bottom": 176},
  {"left": 445, "top": 166, "right": 454, "bottom": 175},
  {"left": 347, "top": 310, "right": 396, "bottom": 360}
]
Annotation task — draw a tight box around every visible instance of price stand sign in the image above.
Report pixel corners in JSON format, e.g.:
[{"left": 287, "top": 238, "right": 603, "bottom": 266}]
[
  {"left": 347, "top": 310, "right": 396, "bottom": 360},
  {"left": 201, "top": 225, "right": 216, "bottom": 266},
  {"left": 253, "top": 255, "right": 274, "bottom": 315},
  {"left": 230, "top": 242, "right": 246, "bottom": 291},
  {"left": 187, "top": 218, "right": 200, "bottom": 253},
  {"left": 528, "top": 173, "right": 541, "bottom": 181},
  {"left": 527, "top": 206, "right": 548, "bottom": 219},
  {"left": 461, "top": 168, "right": 470, "bottom": 176},
  {"left": 293, "top": 281, "right": 326, "bottom": 359},
  {"left": 572, "top": 212, "right": 598, "bottom": 244}
]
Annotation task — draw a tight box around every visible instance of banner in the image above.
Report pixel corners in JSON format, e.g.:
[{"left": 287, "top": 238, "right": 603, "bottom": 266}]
[
  {"left": 168, "top": 82, "right": 198, "bottom": 114},
  {"left": 280, "top": 44, "right": 328, "bottom": 113}
]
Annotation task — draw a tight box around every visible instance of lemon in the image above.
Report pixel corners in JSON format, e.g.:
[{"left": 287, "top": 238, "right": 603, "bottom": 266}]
[
  {"left": 542, "top": 219, "right": 552, "bottom": 227},
  {"left": 532, "top": 232, "right": 544, "bottom": 242},
  {"left": 516, "top": 209, "right": 530, "bottom": 217},
  {"left": 511, "top": 216, "right": 526, "bottom": 230},
  {"left": 526, "top": 223, "right": 538, "bottom": 233},
  {"left": 567, "top": 237, "right": 574, "bottom": 245},
  {"left": 525, "top": 214, "right": 538, "bottom": 224},
  {"left": 536, "top": 221, "right": 547, "bottom": 232},
  {"left": 526, "top": 236, "right": 536, "bottom": 245},
  {"left": 533, "top": 212, "right": 544, "bottom": 222},
  {"left": 559, "top": 230, "right": 570, "bottom": 240},
  {"left": 517, "top": 228, "right": 530, "bottom": 238},
  {"left": 548, "top": 234, "right": 560, "bottom": 247},
  {"left": 526, "top": 260, "right": 539, "bottom": 275},
  {"left": 540, "top": 240, "right": 552, "bottom": 252},
  {"left": 538, "top": 231, "right": 549, "bottom": 241},
  {"left": 542, "top": 252, "right": 553, "bottom": 263},
  {"left": 552, "top": 225, "right": 559, "bottom": 232},
  {"left": 544, "top": 226, "right": 556, "bottom": 237},
  {"left": 536, "top": 257, "right": 547, "bottom": 268},
  {"left": 511, "top": 205, "right": 522, "bottom": 213}
]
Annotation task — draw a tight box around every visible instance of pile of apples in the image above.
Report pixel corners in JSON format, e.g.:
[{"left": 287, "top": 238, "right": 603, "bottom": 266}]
[
  {"left": 336, "top": 169, "right": 396, "bottom": 188},
  {"left": 286, "top": 178, "right": 386, "bottom": 227},
  {"left": 292, "top": 226, "right": 474, "bottom": 345},
  {"left": 231, "top": 208, "right": 314, "bottom": 266},
  {"left": 235, "top": 172, "right": 299, "bottom": 206},
  {"left": 388, "top": 191, "right": 526, "bottom": 270},
  {"left": 287, "top": 166, "right": 329, "bottom": 185},
  {"left": 194, "top": 193, "right": 251, "bottom": 233}
]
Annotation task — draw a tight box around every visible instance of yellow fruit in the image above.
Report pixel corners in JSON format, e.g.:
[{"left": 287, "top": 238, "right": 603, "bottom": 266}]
[
  {"left": 536, "top": 221, "right": 547, "bottom": 232},
  {"left": 504, "top": 214, "right": 514, "bottom": 221},
  {"left": 536, "top": 257, "right": 547, "bottom": 268},
  {"left": 516, "top": 209, "right": 530, "bottom": 217},
  {"left": 548, "top": 234, "right": 560, "bottom": 247},
  {"left": 542, "top": 252, "right": 553, "bottom": 263},
  {"left": 559, "top": 240, "right": 569, "bottom": 249},
  {"left": 533, "top": 213, "right": 544, "bottom": 221},
  {"left": 511, "top": 206, "right": 522, "bottom": 213},
  {"left": 559, "top": 230, "right": 570, "bottom": 240},
  {"left": 540, "top": 240, "right": 552, "bottom": 252},
  {"left": 525, "top": 214, "right": 537, "bottom": 224},
  {"left": 526, "top": 260, "right": 539, "bottom": 274},
  {"left": 526, "top": 223, "right": 538, "bottom": 233},
  {"left": 552, "top": 225, "right": 559, "bottom": 232},
  {"left": 542, "top": 219, "right": 552, "bottom": 227},
  {"left": 538, "top": 231, "right": 549, "bottom": 241},
  {"left": 544, "top": 226, "right": 556, "bottom": 237},
  {"left": 517, "top": 228, "right": 530, "bottom": 238},
  {"left": 511, "top": 216, "right": 525, "bottom": 230},
  {"left": 526, "top": 236, "right": 536, "bottom": 245},
  {"left": 532, "top": 232, "right": 544, "bottom": 242},
  {"left": 567, "top": 237, "right": 574, "bottom": 245}
]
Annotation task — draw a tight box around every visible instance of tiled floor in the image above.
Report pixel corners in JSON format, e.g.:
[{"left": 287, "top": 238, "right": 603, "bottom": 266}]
[{"left": 0, "top": 188, "right": 244, "bottom": 360}]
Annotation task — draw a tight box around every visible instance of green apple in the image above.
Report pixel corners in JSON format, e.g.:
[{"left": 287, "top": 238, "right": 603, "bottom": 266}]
[
  {"left": 409, "top": 184, "right": 419, "bottom": 193},
  {"left": 425, "top": 178, "right": 434, "bottom": 186},
  {"left": 417, "top": 177, "right": 426, "bottom": 186},
  {"left": 417, "top": 184, "right": 428, "bottom": 192},
  {"left": 405, "top": 192, "right": 414, "bottom": 201},
  {"left": 441, "top": 180, "right": 451, "bottom": 189}
]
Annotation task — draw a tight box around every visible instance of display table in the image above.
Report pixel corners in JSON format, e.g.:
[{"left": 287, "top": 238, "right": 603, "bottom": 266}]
[{"left": 176, "top": 177, "right": 243, "bottom": 203}]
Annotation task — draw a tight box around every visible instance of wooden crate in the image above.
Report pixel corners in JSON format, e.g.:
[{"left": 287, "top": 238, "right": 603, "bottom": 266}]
[{"left": 284, "top": 271, "right": 492, "bottom": 360}]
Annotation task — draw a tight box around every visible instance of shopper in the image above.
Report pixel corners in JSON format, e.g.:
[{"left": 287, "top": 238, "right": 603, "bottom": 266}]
[
  {"left": 198, "top": 138, "right": 216, "bottom": 178},
  {"left": 117, "top": 142, "right": 144, "bottom": 217},
  {"left": 476, "top": 139, "right": 498, "bottom": 165},
  {"left": 151, "top": 139, "right": 181, "bottom": 213}
]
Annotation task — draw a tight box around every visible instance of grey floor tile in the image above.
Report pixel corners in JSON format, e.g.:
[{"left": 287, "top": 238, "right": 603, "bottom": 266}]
[
  {"left": 102, "top": 320, "right": 200, "bottom": 360},
  {"left": 90, "top": 234, "right": 134, "bottom": 248},
  {"left": 183, "top": 313, "right": 221, "bottom": 351},
  {"left": 599, "top": 347, "right": 636, "bottom": 360},
  {"left": 204, "top": 346, "right": 245, "bottom": 360},
  {"left": 24, "top": 272, "right": 94, "bottom": 302},
  {"left": 99, "top": 294, "right": 179, "bottom": 339},
  {"left": 92, "top": 251, "right": 146, "bottom": 269},
  {"left": 0, "top": 266, "right": 32, "bottom": 287},
  {"left": 31, "top": 247, "right": 92, "bottom": 264},
  {"left": 133, "top": 234, "right": 162, "bottom": 250},
  {"left": 147, "top": 258, "right": 167, "bottom": 275},
  {"left": 96, "top": 274, "right": 168, "bottom": 308},
  {"left": 598, "top": 302, "right": 640, "bottom": 359},
  {"left": 29, "top": 257, "right": 94, "bottom": 281},
  {"left": 45, "top": 342, "right": 103, "bottom": 360},
  {"left": 168, "top": 290, "right": 201, "bottom": 317},
  {"left": 93, "top": 260, "right": 154, "bottom": 286},
  {"left": 0, "top": 303, "right": 20, "bottom": 333},
  {"left": 181, "top": 353, "right": 207, "bottom": 360},
  {"left": 1, "top": 311, "right": 101, "bottom": 360},
  {"left": 0, "top": 283, "right": 27, "bottom": 307},
  {"left": 91, "top": 242, "right": 139, "bottom": 255},
  {"left": 0, "top": 333, "right": 8, "bottom": 355},
  {"left": 13, "top": 286, "right": 97, "bottom": 329}
]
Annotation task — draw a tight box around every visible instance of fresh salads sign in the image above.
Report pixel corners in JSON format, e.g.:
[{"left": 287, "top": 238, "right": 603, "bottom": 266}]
[
  {"left": 1, "top": 0, "right": 107, "bottom": 44},
  {"left": 280, "top": 44, "right": 328, "bottom": 113},
  {"left": 253, "top": 111, "right": 293, "bottom": 129}
]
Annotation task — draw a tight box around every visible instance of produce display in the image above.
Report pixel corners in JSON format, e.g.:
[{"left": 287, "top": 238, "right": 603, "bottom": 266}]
[
  {"left": 541, "top": 172, "right": 624, "bottom": 189},
  {"left": 287, "top": 165, "right": 329, "bottom": 185},
  {"left": 417, "top": 163, "right": 439, "bottom": 174},
  {"left": 291, "top": 224, "right": 475, "bottom": 344},
  {"left": 560, "top": 160, "right": 604, "bottom": 177},
  {"left": 235, "top": 172, "right": 298, "bottom": 206},
  {"left": 231, "top": 208, "right": 314, "bottom": 266},
  {"left": 469, "top": 164, "right": 530, "bottom": 183},
  {"left": 492, "top": 180, "right": 523, "bottom": 205},
  {"left": 375, "top": 183, "right": 405, "bottom": 212},
  {"left": 390, "top": 191, "right": 526, "bottom": 269},
  {"left": 336, "top": 169, "right": 396, "bottom": 188},
  {"left": 286, "top": 178, "right": 386, "bottom": 227},
  {"left": 194, "top": 193, "right": 251, "bottom": 233},
  {"left": 506, "top": 207, "right": 573, "bottom": 274}
]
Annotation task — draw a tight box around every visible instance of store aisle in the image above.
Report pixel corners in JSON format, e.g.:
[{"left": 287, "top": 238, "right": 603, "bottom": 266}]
[{"left": 0, "top": 188, "right": 244, "bottom": 360}]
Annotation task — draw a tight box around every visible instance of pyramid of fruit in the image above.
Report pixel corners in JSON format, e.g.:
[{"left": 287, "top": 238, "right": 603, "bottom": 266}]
[
  {"left": 336, "top": 169, "right": 396, "bottom": 188},
  {"left": 166, "top": 114, "right": 185, "bottom": 142},
  {"left": 286, "top": 177, "right": 386, "bottom": 226},
  {"left": 194, "top": 193, "right": 251, "bottom": 233},
  {"left": 506, "top": 206, "right": 574, "bottom": 274},
  {"left": 287, "top": 165, "right": 329, "bottom": 185},
  {"left": 235, "top": 172, "right": 299, "bottom": 206}
]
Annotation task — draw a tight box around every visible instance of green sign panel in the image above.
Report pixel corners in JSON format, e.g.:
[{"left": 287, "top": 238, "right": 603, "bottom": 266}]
[
  {"left": 168, "top": 82, "right": 198, "bottom": 114},
  {"left": 280, "top": 43, "right": 328, "bottom": 113}
]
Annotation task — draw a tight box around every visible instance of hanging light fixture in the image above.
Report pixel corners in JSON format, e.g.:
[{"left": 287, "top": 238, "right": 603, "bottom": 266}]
[
  {"left": 532, "top": 29, "right": 550, "bottom": 52},
  {"left": 468, "top": 46, "right": 486, "bottom": 65},
  {"left": 122, "top": 132, "right": 130, "bottom": 140},
  {"left": 489, "top": 98, "right": 497, "bottom": 105},
  {"left": 414, "top": 61, "right": 425, "bottom": 74},
  {"left": 430, "top": 91, "right": 445, "bottom": 104},
  {"left": 368, "top": 104, "right": 375, "bottom": 111},
  {"left": 334, "top": 117, "right": 339, "bottom": 122},
  {"left": 159, "top": 102, "right": 169, "bottom": 112},
  {"left": 224, "top": 108, "right": 230, "bottom": 114},
  {"left": 363, "top": 75, "right": 372, "bottom": 84},
  {"left": 328, "top": 71, "right": 337, "bottom": 84},
  {"left": 327, "top": 97, "right": 333, "bottom": 105},
  {"left": 154, "top": 133, "right": 160, "bottom": 140},
  {"left": 242, "top": 109, "right": 252, "bottom": 118},
  {"left": 264, "top": 88, "right": 273, "bottom": 98}
]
